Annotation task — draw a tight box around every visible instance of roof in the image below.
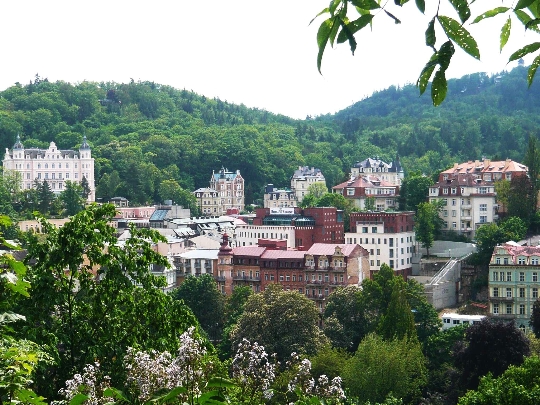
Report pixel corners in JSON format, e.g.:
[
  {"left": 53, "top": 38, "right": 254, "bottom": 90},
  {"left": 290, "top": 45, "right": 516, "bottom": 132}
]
[
  {"left": 442, "top": 159, "right": 528, "bottom": 175},
  {"left": 353, "top": 157, "right": 403, "bottom": 173},
  {"left": 333, "top": 175, "right": 397, "bottom": 190},
  {"left": 177, "top": 249, "right": 219, "bottom": 260},
  {"left": 261, "top": 250, "right": 306, "bottom": 259},
  {"left": 494, "top": 243, "right": 540, "bottom": 261},
  {"left": 307, "top": 243, "right": 359, "bottom": 256},
  {"left": 231, "top": 246, "right": 267, "bottom": 257},
  {"left": 150, "top": 209, "right": 169, "bottom": 221},
  {"left": 291, "top": 166, "right": 325, "bottom": 179}
]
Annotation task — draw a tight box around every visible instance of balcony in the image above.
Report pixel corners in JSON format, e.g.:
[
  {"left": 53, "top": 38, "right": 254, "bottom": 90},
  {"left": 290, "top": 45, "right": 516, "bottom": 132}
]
[
  {"left": 330, "top": 266, "right": 346, "bottom": 272},
  {"left": 215, "top": 276, "right": 226, "bottom": 282},
  {"left": 306, "top": 280, "right": 327, "bottom": 286},
  {"left": 329, "top": 281, "right": 347, "bottom": 287},
  {"left": 311, "top": 294, "right": 327, "bottom": 301},
  {"left": 492, "top": 313, "right": 516, "bottom": 319},
  {"left": 461, "top": 204, "right": 471, "bottom": 209},
  {"left": 490, "top": 296, "right": 514, "bottom": 301},
  {"left": 232, "top": 275, "right": 261, "bottom": 282}
]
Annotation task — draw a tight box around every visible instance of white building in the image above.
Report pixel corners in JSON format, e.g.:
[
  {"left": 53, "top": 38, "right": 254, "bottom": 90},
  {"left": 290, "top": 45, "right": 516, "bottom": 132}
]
[
  {"left": 235, "top": 224, "right": 296, "bottom": 248},
  {"left": 345, "top": 211, "right": 415, "bottom": 277},
  {"left": 3, "top": 135, "right": 95, "bottom": 202},
  {"left": 290, "top": 166, "right": 326, "bottom": 203},
  {"left": 351, "top": 157, "right": 404, "bottom": 186},
  {"left": 263, "top": 184, "right": 298, "bottom": 208}
]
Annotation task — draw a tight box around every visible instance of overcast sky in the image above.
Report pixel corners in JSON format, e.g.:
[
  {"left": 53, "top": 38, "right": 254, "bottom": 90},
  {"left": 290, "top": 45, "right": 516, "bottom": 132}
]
[{"left": 1, "top": 1, "right": 536, "bottom": 119}]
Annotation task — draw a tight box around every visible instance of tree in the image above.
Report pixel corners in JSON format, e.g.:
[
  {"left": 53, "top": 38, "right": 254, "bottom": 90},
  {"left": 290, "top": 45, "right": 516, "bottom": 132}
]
[
  {"left": 34, "top": 180, "right": 55, "bottom": 216},
  {"left": 313, "top": 0, "right": 540, "bottom": 106},
  {"left": 230, "top": 284, "right": 327, "bottom": 362},
  {"left": 343, "top": 333, "right": 427, "bottom": 405},
  {"left": 80, "top": 176, "right": 91, "bottom": 201},
  {"left": 453, "top": 319, "right": 530, "bottom": 393},
  {"left": 17, "top": 204, "right": 199, "bottom": 399},
  {"left": 475, "top": 218, "right": 527, "bottom": 264},
  {"left": 458, "top": 356, "right": 540, "bottom": 405},
  {"left": 415, "top": 202, "right": 440, "bottom": 257},
  {"left": 494, "top": 179, "right": 511, "bottom": 214},
  {"left": 508, "top": 175, "right": 534, "bottom": 225},
  {"left": 530, "top": 299, "right": 540, "bottom": 338},
  {"left": 306, "top": 182, "right": 328, "bottom": 199},
  {"left": 398, "top": 172, "right": 432, "bottom": 212},
  {"left": 171, "top": 274, "right": 225, "bottom": 341},
  {"left": 525, "top": 135, "right": 540, "bottom": 214},
  {"left": 377, "top": 278, "right": 417, "bottom": 341},
  {"left": 323, "top": 285, "right": 368, "bottom": 351},
  {"left": 364, "top": 195, "right": 376, "bottom": 211},
  {"left": 59, "top": 180, "right": 84, "bottom": 216}
]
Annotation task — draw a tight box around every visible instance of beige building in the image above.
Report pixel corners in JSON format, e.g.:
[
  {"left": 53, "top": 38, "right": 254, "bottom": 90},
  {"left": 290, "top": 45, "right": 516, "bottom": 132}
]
[
  {"left": 3, "top": 135, "right": 95, "bottom": 202},
  {"left": 194, "top": 167, "right": 244, "bottom": 215},
  {"left": 428, "top": 159, "right": 528, "bottom": 237},
  {"left": 263, "top": 184, "right": 298, "bottom": 208},
  {"left": 290, "top": 166, "right": 326, "bottom": 203}
]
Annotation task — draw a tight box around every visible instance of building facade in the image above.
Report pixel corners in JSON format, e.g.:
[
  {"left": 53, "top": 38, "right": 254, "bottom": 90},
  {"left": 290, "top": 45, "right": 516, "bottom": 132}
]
[
  {"left": 333, "top": 175, "right": 400, "bottom": 211},
  {"left": 263, "top": 184, "right": 298, "bottom": 208},
  {"left": 3, "top": 135, "right": 95, "bottom": 202},
  {"left": 290, "top": 166, "right": 326, "bottom": 203},
  {"left": 351, "top": 157, "right": 404, "bottom": 186},
  {"left": 428, "top": 159, "right": 527, "bottom": 237},
  {"left": 194, "top": 167, "right": 245, "bottom": 215},
  {"left": 345, "top": 211, "right": 415, "bottom": 277},
  {"left": 489, "top": 243, "right": 540, "bottom": 331}
]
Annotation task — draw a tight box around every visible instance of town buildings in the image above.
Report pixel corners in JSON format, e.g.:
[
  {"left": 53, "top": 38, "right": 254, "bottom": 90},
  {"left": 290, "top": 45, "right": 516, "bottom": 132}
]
[
  {"left": 235, "top": 207, "right": 344, "bottom": 249},
  {"left": 428, "top": 159, "right": 527, "bottom": 237},
  {"left": 290, "top": 166, "right": 326, "bottom": 203},
  {"left": 351, "top": 157, "right": 404, "bottom": 186},
  {"left": 215, "top": 234, "right": 369, "bottom": 311},
  {"left": 333, "top": 175, "right": 400, "bottom": 211},
  {"left": 489, "top": 242, "right": 540, "bottom": 331},
  {"left": 345, "top": 211, "right": 415, "bottom": 277},
  {"left": 3, "top": 135, "right": 96, "bottom": 202},
  {"left": 263, "top": 184, "right": 297, "bottom": 208},
  {"left": 193, "top": 167, "right": 245, "bottom": 215}
]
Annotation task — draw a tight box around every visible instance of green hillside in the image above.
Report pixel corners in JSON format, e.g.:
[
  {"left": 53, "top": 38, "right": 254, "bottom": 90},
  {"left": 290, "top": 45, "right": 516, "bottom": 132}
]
[{"left": 0, "top": 66, "right": 538, "bottom": 207}]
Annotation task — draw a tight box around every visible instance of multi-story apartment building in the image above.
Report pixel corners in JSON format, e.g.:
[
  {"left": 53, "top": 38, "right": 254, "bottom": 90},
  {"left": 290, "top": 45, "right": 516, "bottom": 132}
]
[
  {"left": 173, "top": 249, "right": 218, "bottom": 288},
  {"left": 351, "top": 156, "right": 404, "bottom": 186},
  {"left": 263, "top": 184, "right": 298, "bottom": 208},
  {"left": 428, "top": 159, "right": 527, "bottom": 237},
  {"left": 345, "top": 211, "right": 415, "bottom": 277},
  {"left": 194, "top": 167, "right": 245, "bottom": 215},
  {"left": 215, "top": 235, "right": 369, "bottom": 311},
  {"left": 489, "top": 243, "right": 540, "bottom": 331},
  {"left": 3, "top": 135, "right": 95, "bottom": 202},
  {"left": 333, "top": 175, "right": 399, "bottom": 211},
  {"left": 290, "top": 166, "right": 326, "bottom": 204}
]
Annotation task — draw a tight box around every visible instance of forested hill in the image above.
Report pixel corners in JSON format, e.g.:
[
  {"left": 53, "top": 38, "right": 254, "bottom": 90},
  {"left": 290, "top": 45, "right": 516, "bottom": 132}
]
[
  {"left": 317, "top": 65, "right": 540, "bottom": 174},
  {"left": 0, "top": 67, "right": 539, "bottom": 206}
]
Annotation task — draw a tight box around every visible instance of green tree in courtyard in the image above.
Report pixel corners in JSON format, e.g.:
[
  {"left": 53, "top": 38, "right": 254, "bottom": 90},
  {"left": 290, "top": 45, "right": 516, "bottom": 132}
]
[
  {"left": 343, "top": 333, "right": 426, "bottom": 405},
  {"left": 80, "top": 176, "right": 91, "bottom": 201},
  {"left": 415, "top": 201, "right": 442, "bottom": 257},
  {"left": 377, "top": 278, "right": 417, "bottom": 341},
  {"left": 172, "top": 274, "right": 225, "bottom": 342},
  {"left": 230, "top": 284, "right": 327, "bottom": 362},
  {"left": 508, "top": 175, "right": 534, "bottom": 225},
  {"left": 59, "top": 180, "right": 85, "bottom": 216},
  {"left": 34, "top": 180, "right": 55, "bottom": 216},
  {"left": 306, "top": 182, "right": 328, "bottom": 199}
]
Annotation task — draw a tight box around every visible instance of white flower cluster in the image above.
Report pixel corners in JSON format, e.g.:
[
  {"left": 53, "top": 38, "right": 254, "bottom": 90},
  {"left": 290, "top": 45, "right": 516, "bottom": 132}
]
[
  {"left": 232, "top": 339, "right": 277, "bottom": 400},
  {"left": 124, "top": 326, "right": 208, "bottom": 402},
  {"left": 58, "top": 362, "right": 112, "bottom": 405},
  {"left": 287, "top": 353, "right": 345, "bottom": 403}
]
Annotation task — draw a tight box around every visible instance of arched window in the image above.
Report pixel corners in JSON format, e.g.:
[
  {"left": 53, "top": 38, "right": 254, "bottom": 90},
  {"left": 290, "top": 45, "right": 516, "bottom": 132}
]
[
  {"left": 38, "top": 163, "right": 41, "bottom": 169},
  {"left": 52, "top": 163, "right": 55, "bottom": 169},
  {"left": 45, "top": 163, "right": 48, "bottom": 169}
]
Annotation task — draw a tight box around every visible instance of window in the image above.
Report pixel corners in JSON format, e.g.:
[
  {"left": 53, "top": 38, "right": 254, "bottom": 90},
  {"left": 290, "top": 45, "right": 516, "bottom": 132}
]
[
  {"left": 452, "top": 210, "right": 457, "bottom": 217},
  {"left": 533, "top": 258, "right": 539, "bottom": 265},
  {"left": 479, "top": 203, "right": 487, "bottom": 212},
  {"left": 451, "top": 187, "right": 457, "bottom": 194},
  {"left": 452, "top": 199, "right": 457, "bottom": 206},
  {"left": 493, "top": 303, "right": 499, "bottom": 314},
  {"left": 534, "top": 273, "right": 538, "bottom": 282},
  {"left": 506, "top": 288, "right": 512, "bottom": 298},
  {"left": 372, "top": 227, "right": 377, "bottom": 233},
  {"left": 443, "top": 188, "right": 448, "bottom": 195},
  {"left": 507, "top": 272, "right": 512, "bottom": 282},
  {"left": 534, "top": 288, "right": 538, "bottom": 298},
  {"left": 520, "top": 304, "right": 526, "bottom": 315},
  {"left": 493, "top": 272, "right": 498, "bottom": 281},
  {"left": 520, "top": 272, "right": 525, "bottom": 282},
  {"left": 496, "top": 257, "right": 501, "bottom": 265},
  {"left": 347, "top": 188, "right": 355, "bottom": 196},
  {"left": 504, "top": 258, "right": 509, "bottom": 265},
  {"left": 362, "top": 227, "right": 368, "bottom": 233},
  {"left": 518, "top": 257, "right": 526, "bottom": 265},
  {"left": 506, "top": 303, "right": 512, "bottom": 315},
  {"left": 443, "top": 210, "right": 448, "bottom": 217},
  {"left": 479, "top": 216, "right": 487, "bottom": 223},
  {"left": 493, "top": 287, "right": 499, "bottom": 297},
  {"left": 520, "top": 288, "right": 525, "bottom": 298}
]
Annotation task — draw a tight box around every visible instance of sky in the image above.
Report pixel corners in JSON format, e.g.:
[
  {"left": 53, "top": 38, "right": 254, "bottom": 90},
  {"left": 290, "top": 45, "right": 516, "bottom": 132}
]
[{"left": 1, "top": 1, "right": 537, "bottom": 119}]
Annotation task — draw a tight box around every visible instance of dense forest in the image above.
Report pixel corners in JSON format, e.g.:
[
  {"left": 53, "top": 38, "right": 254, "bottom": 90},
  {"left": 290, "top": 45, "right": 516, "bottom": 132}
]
[{"left": 0, "top": 65, "right": 539, "bottom": 206}]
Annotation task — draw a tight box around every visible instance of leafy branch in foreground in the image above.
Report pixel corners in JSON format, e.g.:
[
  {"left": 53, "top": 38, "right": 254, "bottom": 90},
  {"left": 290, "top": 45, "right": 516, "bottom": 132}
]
[{"left": 312, "top": 0, "right": 540, "bottom": 105}]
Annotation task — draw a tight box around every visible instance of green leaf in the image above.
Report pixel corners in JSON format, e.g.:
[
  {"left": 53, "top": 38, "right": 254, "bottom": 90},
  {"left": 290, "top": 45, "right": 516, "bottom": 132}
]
[
  {"left": 336, "top": 20, "right": 358, "bottom": 53},
  {"left": 350, "top": 0, "right": 380, "bottom": 10},
  {"left": 449, "top": 0, "right": 471, "bottom": 23},
  {"left": 431, "top": 69, "right": 448, "bottom": 106},
  {"left": 384, "top": 10, "right": 401, "bottom": 24},
  {"left": 417, "top": 54, "right": 438, "bottom": 95},
  {"left": 416, "top": 0, "right": 426, "bottom": 14},
  {"left": 526, "top": 18, "right": 540, "bottom": 28},
  {"left": 329, "top": 16, "right": 342, "bottom": 46},
  {"left": 508, "top": 42, "right": 540, "bottom": 61},
  {"left": 309, "top": 7, "right": 330, "bottom": 25},
  {"left": 500, "top": 17, "right": 512, "bottom": 51},
  {"left": 425, "top": 18, "right": 436, "bottom": 48},
  {"left": 317, "top": 18, "right": 333, "bottom": 73},
  {"left": 515, "top": 9, "right": 540, "bottom": 32},
  {"left": 197, "top": 390, "right": 226, "bottom": 404},
  {"left": 69, "top": 394, "right": 90, "bottom": 405},
  {"left": 438, "top": 15, "right": 480, "bottom": 59},
  {"left": 438, "top": 41, "right": 455, "bottom": 70},
  {"left": 528, "top": 54, "right": 540, "bottom": 86},
  {"left": 206, "top": 377, "right": 236, "bottom": 389},
  {"left": 329, "top": 0, "right": 341, "bottom": 15},
  {"left": 516, "top": 0, "right": 537, "bottom": 10},
  {"left": 337, "top": 14, "right": 373, "bottom": 42},
  {"left": 472, "top": 7, "right": 510, "bottom": 23},
  {"left": 151, "top": 386, "right": 187, "bottom": 403}
]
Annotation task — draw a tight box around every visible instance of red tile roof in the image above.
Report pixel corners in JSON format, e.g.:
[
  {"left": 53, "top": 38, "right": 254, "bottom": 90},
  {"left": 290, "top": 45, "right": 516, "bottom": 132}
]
[
  {"left": 261, "top": 250, "right": 306, "bottom": 259},
  {"left": 307, "top": 243, "right": 359, "bottom": 256},
  {"left": 231, "top": 246, "right": 267, "bottom": 256}
]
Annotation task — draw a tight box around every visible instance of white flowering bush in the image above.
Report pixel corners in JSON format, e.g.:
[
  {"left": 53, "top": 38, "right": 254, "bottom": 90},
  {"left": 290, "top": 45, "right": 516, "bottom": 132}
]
[
  {"left": 58, "top": 362, "right": 112, "bottom": 405},
  {"left": 231, "top": 339, "right": 278, "bottom": 404}
]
